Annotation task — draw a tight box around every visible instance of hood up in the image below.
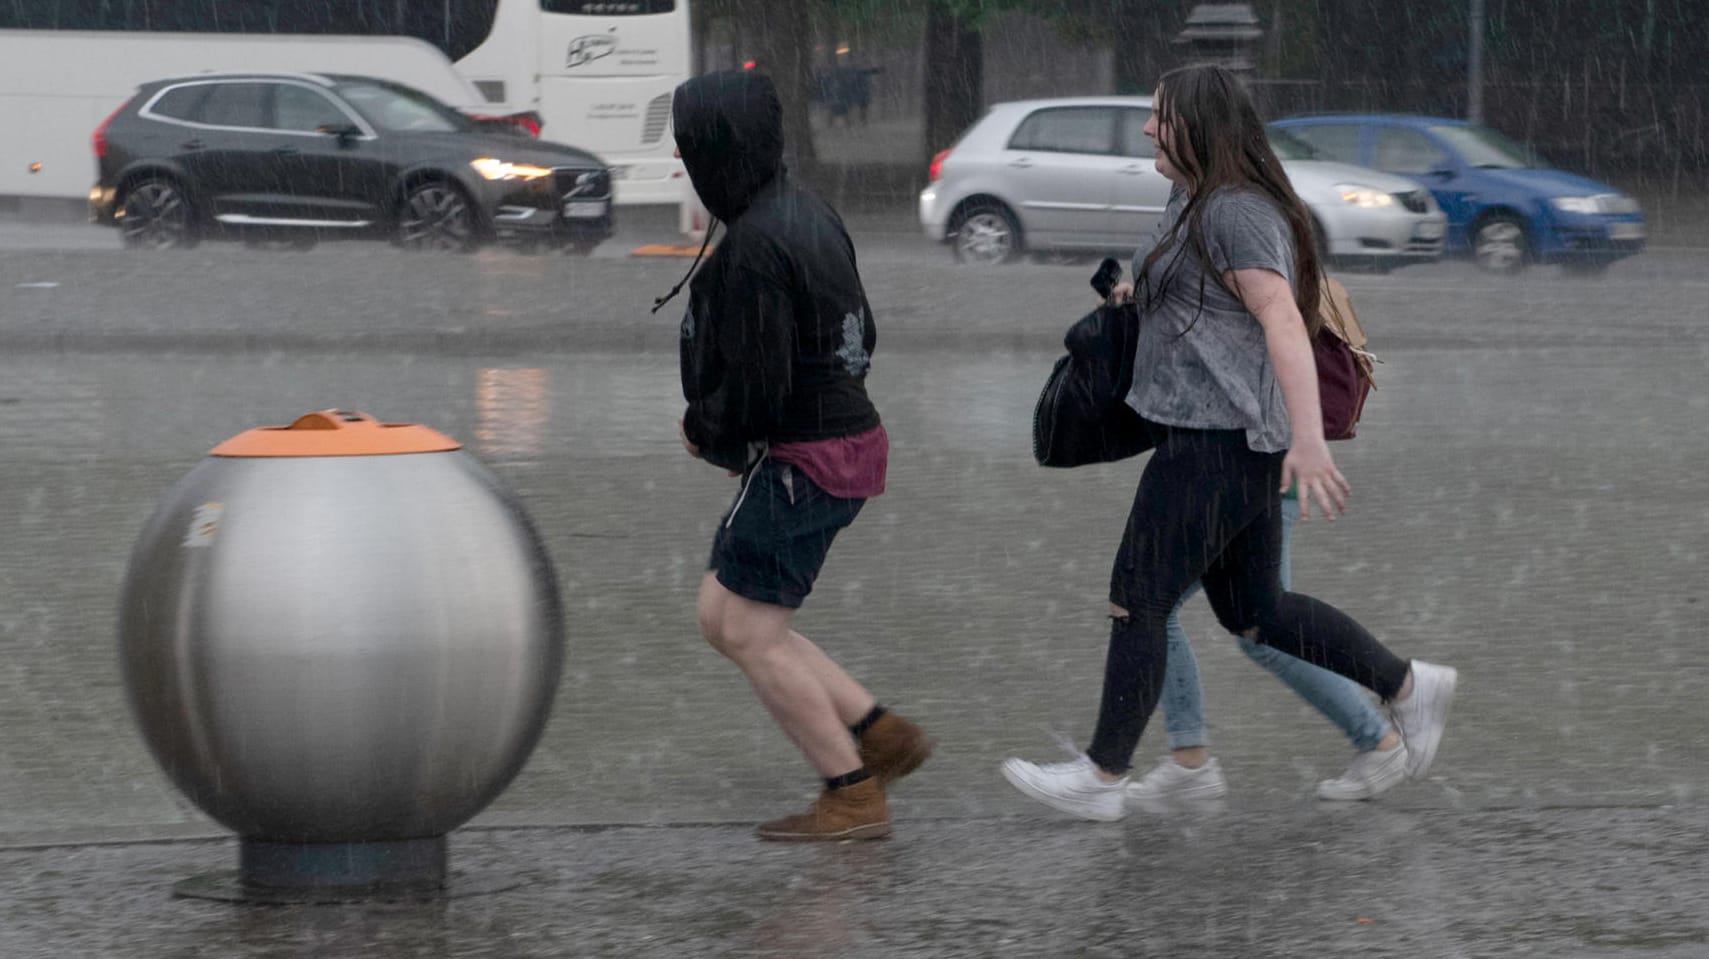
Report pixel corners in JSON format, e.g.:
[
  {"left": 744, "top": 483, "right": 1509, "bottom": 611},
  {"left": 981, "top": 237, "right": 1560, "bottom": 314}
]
[{"left": 671, "top": 70, "right": 784, "bottom": 222}]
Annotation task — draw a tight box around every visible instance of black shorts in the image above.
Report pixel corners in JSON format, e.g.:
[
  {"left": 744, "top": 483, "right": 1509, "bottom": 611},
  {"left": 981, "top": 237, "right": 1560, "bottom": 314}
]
[{"left": 708, "top": 459, "right": 864, "bottom": 609}]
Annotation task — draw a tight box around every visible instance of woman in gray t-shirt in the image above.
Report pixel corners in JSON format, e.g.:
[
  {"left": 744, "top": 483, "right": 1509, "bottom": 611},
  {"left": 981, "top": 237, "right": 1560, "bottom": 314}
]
[{"left": 1002, "top": 64, "right": 1459, "bottom": 821}]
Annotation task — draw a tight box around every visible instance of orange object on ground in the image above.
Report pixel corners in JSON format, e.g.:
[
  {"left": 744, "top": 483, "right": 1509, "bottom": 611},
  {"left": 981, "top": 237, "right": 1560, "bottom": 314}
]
[
  {"left": 631, "top": 243, "right": 718, "bottom": 257},
  {"left": 210, "top": 410, "right": 462, "bottom": 457}
]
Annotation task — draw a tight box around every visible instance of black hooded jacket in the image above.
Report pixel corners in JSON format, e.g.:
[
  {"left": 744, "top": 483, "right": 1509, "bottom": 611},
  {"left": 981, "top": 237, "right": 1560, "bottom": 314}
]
[{"left": 672, "top": 70, "right": 880, "bottom": 473}]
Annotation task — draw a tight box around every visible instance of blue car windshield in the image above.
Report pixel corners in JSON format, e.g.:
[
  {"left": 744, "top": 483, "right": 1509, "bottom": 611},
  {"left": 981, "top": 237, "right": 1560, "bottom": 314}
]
[{"left": 1429, "top": 125, "right": 1542, "bottom": 169}]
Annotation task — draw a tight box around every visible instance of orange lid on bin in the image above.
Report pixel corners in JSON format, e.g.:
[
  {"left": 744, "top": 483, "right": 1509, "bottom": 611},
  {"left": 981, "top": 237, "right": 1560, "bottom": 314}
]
[{"left": 210, "top": 410, "right": 462, "bottom": 457}]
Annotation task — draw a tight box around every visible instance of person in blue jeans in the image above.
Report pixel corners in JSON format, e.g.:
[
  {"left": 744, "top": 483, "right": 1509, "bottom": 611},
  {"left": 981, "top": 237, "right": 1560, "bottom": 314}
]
[
  {"left": 1002, "top": 63, "right": 1457, "bottom": 825},
  {"left": 1127, "top": 489, "right": 1408, "bottom": 803}
]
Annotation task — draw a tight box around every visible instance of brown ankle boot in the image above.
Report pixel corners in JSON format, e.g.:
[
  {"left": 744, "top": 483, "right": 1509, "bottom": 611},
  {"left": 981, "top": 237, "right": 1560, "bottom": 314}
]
[
  {"left": 857, "top": 712, "right": 934, "bottom": 787},
  {"left": 755, "top": 777, "right": 890, "bottom": 842}
]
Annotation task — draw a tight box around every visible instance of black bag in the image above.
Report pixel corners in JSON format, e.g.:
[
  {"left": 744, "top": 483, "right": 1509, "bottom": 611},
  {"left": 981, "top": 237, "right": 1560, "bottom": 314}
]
[{"left": 1031, "top": 300, "right": 1152, "bottom": 467}]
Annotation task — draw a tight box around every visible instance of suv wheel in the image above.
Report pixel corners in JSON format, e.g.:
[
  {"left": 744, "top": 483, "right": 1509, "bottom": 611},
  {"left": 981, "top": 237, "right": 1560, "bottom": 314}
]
[
  {"left": 398, "top": 182, "right": 480, "bottom": 253},
  {"left": 120, "top": 179, "right": 198, "bottom": 250},
  {"left": 953, "top": 202, "right": 1021, "bottom": 265},
  {"left": 1472, "top": 214, "right": 1528, "bottom": 274}
]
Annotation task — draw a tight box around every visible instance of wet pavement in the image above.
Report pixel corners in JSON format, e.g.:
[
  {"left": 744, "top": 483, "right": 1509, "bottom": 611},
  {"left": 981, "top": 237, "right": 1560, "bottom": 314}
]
[
  {"left": 1, "top": 219, "right": 1706, "bottom": 957},
  {"left": 7, "top": 807, "right": 1708, "bottom": 958}
]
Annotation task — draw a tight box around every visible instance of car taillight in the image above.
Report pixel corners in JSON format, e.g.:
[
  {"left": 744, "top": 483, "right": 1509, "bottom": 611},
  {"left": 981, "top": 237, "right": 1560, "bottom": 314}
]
[
  {"left": 508, "top": 112, "right": 543, "bottom": 138},
  {"left": 928, "top": 148, "right": 951, "bottom": 182},
  {"left": 468, "top": 111, "right": 544, "bottom": 138},
  {"left": 92, "top": 102, "right": 127, "bottom": 158}
]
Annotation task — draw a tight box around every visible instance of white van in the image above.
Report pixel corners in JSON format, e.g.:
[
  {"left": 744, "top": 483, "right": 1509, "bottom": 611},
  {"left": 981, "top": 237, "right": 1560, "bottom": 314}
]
[{"left": 0, "top": 30, "right": 523, "bottom": 203}]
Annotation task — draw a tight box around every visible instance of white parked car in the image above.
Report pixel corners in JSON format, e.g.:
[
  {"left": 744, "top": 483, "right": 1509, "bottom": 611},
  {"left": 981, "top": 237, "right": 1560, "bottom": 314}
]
[{"left": 919, "top": 95, "right": 1446, "bottom": 270}]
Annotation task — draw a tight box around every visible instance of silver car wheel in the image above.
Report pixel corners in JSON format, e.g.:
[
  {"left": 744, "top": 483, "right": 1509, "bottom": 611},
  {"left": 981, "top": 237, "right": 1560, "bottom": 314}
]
[
  {"left": 956, "top": 211, "right": 1017, "bottom": 265},
  {"left": 121, "top": 181, "right": 195, "bottom": 250},
  {"left": 399, "top": 183, "right": 478, "bottom": 253},
  {"left": 1473, "top": 218, "right": 1527, "bottom": 274}
]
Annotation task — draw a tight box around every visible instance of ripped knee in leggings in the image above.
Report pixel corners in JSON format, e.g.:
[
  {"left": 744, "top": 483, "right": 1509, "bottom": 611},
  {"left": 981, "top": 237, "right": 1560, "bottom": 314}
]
[{"left": 1108, "top": 603, "right": 1130, "bottom": 621}]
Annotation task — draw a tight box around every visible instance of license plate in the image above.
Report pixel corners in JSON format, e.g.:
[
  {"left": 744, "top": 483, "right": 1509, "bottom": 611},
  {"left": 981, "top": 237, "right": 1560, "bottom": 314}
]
[
  {"left": 1610, "top": 222, "right": 1645, "bottom": 240},
  {"left": 1412, "top": 220, "right": 1445, "bottom": 240},
  {"left": 563, "top": 200, "right": 607, "bottom": 219}
]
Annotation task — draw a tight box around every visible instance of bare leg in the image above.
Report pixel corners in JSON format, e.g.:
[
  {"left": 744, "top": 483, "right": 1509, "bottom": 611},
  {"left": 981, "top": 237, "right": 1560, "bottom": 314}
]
[
  {"left": 784, "top": 629, "right": 877, "bottom": 727},
  {"left": 1169, "top": 746, "right": 1210, "bottom": 769},
  {"left": 699, "top": 573, "right": 867, "bottom": 778}
]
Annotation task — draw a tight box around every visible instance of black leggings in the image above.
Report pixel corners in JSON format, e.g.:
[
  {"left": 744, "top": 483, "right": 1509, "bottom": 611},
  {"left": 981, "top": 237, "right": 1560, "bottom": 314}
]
[{"left": 1086, "top": 423, "right": 1411, "bottom": 774}]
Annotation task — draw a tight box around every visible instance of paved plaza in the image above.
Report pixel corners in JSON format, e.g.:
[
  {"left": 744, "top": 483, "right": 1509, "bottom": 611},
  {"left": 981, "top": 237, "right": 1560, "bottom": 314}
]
[{"left": 0, "top": 216, "right": 1705, "bottom": 957}]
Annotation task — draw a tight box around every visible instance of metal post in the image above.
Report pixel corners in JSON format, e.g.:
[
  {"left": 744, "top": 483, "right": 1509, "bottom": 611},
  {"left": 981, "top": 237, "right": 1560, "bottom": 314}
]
[{"left": 1468, "top": 0, "right": 1485, "bottom": 123}]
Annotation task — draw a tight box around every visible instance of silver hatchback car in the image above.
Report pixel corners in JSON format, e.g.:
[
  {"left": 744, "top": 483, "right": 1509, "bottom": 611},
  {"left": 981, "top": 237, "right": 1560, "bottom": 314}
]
[{"left": 920, "top": 95, "right": 1446, "bottom": 270}]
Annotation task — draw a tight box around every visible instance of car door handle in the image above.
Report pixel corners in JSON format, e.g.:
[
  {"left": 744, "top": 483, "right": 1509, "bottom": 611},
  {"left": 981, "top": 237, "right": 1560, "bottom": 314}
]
[
  {"left": 1119, "top": 164, "right": 1149, "bottom": 174},
  {"left": 180, "top": 140, "right": 205, "bottom": 151},
  {"left": 272, "top": 146, "right": 301, "bottom": 156},
  {"left": 1008, "top": 158, "right": 1034, "bottom": 169}
]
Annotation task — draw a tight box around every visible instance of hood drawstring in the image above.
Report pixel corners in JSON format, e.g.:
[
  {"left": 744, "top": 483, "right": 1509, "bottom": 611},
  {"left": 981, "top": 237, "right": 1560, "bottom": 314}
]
[
  {"left": 651, "top": 218, "right": 721, "bottom": 315},
  {"left": 723, "top": 445, "right": 769, "bottom": 529}
]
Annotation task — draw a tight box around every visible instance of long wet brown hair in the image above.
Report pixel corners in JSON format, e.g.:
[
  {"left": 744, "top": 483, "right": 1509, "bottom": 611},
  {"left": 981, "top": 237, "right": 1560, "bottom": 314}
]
[{"left": 1137, "top": 64, "right": 1322, "bottom": 335}]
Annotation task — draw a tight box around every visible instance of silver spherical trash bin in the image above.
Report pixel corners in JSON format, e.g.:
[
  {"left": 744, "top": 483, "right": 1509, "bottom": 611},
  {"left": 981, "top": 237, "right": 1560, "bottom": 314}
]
[{"left": 118, "top": 410, "right": 563, "bottom": 901}]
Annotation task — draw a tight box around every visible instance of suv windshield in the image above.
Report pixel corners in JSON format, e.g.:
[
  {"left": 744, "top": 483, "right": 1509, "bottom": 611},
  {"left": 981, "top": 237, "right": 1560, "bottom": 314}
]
[
  {"left": 335, "top": 81, "right": 470, "bottom": 133},
  {"left": 1268, "top": 129, "right": 1316, "bottom": 161},
  {"left": 1429, "top": 124, "right": 1541, "bottom": 169}
]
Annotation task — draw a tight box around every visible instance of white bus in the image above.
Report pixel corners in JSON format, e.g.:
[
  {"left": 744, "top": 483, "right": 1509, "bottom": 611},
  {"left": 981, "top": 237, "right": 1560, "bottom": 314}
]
[
  {"left": 0, "top": 0, "right": 690, "bottom": 207},
  {"left": 459, "top": 1, "right": 692, "bottom": 205}
]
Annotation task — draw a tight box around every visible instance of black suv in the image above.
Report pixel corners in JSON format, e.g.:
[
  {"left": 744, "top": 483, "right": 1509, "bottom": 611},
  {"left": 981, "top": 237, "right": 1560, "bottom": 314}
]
[{"left": 90, "top": 72, "right": 614, "bottom": 253}]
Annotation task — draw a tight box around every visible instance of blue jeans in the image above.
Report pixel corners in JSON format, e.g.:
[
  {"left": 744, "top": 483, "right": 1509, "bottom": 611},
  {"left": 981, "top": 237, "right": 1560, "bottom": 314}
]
[{"left": 1159, "top": 498, "right": 1390, "bottom": 752}]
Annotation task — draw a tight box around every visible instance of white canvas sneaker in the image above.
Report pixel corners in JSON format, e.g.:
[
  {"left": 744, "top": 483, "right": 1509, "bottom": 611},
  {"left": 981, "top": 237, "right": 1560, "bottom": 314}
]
[
  {"left": 1389, "top": 661, "right": 1458, "bottom": 779},
  {"left": 1125, "top": 756, "right": 1229, "bottom": 804},
  {"left": 1000, "top": 756, "right": 1129, "bottom": 822},
  {"left": 1316, "top": 742, "right": 1409, "bottom": 801}
]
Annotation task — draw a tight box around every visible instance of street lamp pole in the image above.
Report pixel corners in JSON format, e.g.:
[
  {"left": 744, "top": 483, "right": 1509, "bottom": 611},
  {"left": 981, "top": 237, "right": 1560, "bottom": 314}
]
[{"left": 1468, "top": 0, "right": 1485, "bottom": 122}]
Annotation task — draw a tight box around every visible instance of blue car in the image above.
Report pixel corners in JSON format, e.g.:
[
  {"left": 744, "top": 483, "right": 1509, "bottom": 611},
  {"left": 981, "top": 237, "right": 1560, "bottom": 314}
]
[{"left": 1271, "top": 115, "right": 1646, "bottom": 274}]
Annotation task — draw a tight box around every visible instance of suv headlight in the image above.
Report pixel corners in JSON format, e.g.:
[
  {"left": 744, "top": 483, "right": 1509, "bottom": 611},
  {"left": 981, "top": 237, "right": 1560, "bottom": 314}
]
[
  {"left": 1336, "top": 185, "right": 1393, "bottom": 208},
  {"left": 471, "top": 157, "right": 553, "bottom": 181}
]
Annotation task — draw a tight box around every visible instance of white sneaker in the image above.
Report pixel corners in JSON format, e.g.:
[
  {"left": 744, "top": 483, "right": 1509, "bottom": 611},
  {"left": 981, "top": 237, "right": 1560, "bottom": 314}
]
[
  {"left": 1316, "top": 742, "right": 1409, "bottom": 801},
  {"left": 1125, "top": 756, "right": 1229, "bottom": 804},
  {"left": 1389, "top": 661, "right": 1458, "bottom": 779},
  {"left": 1001, "top": 756, "right": 1129, "bottom": 822}
]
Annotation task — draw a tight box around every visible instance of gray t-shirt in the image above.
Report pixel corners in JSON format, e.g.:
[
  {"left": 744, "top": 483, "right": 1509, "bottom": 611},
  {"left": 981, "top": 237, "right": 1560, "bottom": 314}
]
[{"left": 1125, "top": 186, "right": 1296, "bottom": 453}]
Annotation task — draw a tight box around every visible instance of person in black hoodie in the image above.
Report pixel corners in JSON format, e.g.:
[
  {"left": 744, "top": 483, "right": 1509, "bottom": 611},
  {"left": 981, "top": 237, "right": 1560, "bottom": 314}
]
[{"left": 664, "top": 70, "right": 931, "bottom": 842}]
